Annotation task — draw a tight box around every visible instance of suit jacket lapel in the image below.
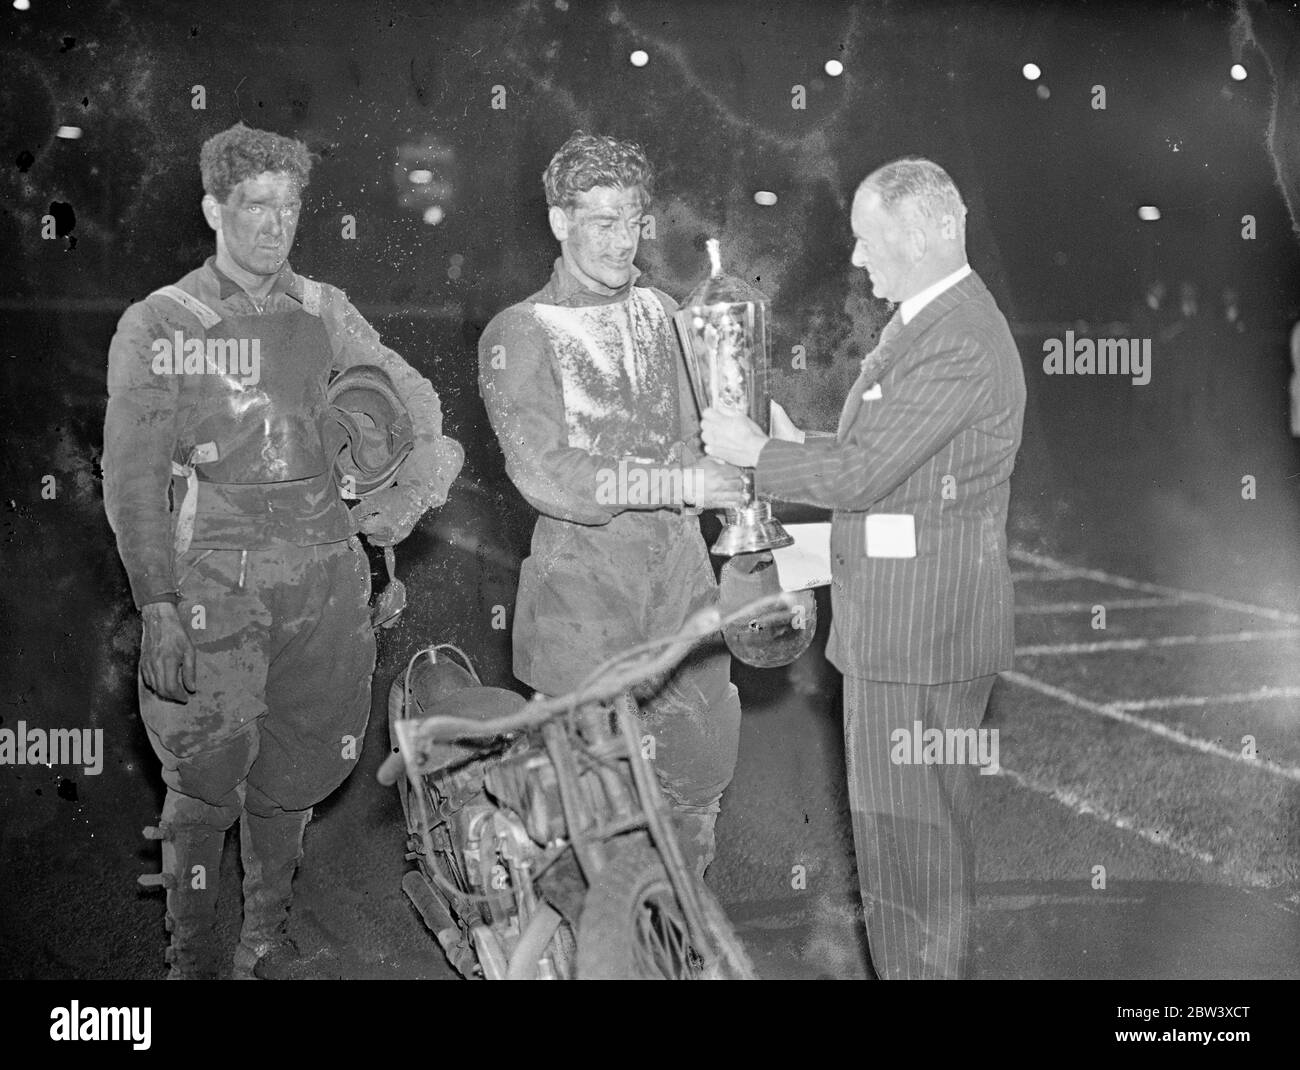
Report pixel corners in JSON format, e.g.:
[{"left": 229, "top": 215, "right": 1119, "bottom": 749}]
[
  {"left": 834, "top": 272, "right": 988, "bottom": 442},
  {"left": 836, "top": 312, "right": 900, "bottom": 438}
]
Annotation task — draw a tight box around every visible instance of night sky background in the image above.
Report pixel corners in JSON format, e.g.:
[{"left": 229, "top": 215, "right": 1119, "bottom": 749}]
[{"left": 2, "top": 0, "right": 1299, "bottom": 979}]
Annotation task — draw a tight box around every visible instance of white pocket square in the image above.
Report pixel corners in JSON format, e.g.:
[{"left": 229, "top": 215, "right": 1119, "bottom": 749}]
[{"left": 861, "top": 383, "right": 883, "bottom": 401}]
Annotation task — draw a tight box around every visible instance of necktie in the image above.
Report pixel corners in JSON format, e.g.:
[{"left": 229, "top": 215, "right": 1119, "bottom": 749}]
[
  {"left": 862, "top": 311, "right": 904, "bottom": 375},
  {"left": 837, "top": 311, "right": 903, "bottom": 438}
]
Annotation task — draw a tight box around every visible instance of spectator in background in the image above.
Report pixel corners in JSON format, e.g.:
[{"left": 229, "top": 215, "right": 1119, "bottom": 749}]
[
  {"left": 1222, "top": 287, "right": 1243, "bottom": 331},
  {"left": 1145, "top": 279, "right": 1167, "bottom": 314}
]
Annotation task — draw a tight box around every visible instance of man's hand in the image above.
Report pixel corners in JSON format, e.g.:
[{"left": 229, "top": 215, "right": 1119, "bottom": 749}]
[
  {"left": 769, "top": 400, "right": 805, "bottom": 443},
  {"left": 701, "top": 405, "right": 769, "bottom": 468},
  {"left": 684, "top": 457, "right": 747, "bottom": 509},
  {"left": 141, "top": 602, "right": 197, "bottom": 704},
  {"left": 355, "top": 483, "right": 425, "bottom": 546}
]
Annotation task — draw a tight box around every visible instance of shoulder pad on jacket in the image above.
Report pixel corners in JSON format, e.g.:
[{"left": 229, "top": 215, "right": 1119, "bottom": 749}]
[
  {"left": 149, "top": 285, "right": 221, "bottom": 328},
  {"left": 300, "top": 277, "right": 324, "bottom": 317}
]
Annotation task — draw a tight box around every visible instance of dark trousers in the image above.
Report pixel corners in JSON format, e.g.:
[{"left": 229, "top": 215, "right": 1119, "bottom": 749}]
[
  {"left": 138, "top": 538, "right": 376, "bottom": 965},
  {"left": 140, "top": 537, "right": 376, "bottom": 814},
  {"left": 514, "top": 513, "right": 740, "bottom": 880},
  {"left": 841, "top": 674, "right": 996, "bottom": 980}
]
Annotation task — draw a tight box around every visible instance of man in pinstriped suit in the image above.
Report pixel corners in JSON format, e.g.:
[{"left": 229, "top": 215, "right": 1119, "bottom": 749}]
[{"left": 701, "top": 158, "right": 1025, "bottom": 979}]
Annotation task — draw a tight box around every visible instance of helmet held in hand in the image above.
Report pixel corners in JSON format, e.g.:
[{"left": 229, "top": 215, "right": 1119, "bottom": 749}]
[
  {"left": 718, "top": 551, "right": 817, "bottom": 668},
  {"left": 326, "top": 364, "right": 415, "bottom": 499}
]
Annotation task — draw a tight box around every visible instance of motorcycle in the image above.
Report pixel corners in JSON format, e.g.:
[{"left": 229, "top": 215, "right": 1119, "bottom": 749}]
[{"left": 376, "top": 595, "right": 789, "bottom": 979}]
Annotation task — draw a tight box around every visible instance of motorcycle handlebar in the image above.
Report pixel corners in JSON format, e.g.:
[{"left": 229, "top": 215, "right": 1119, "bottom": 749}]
[{"left": 395, "top": 591, "right": 797, "bottom": 749}]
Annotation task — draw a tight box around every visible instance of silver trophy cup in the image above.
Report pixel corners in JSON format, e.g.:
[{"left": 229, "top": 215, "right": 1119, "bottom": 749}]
[{"left": 673, "top": 240, "right": 793, "bottom": 556}]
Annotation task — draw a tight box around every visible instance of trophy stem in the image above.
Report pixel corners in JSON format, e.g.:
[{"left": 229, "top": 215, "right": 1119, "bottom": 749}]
[{"left": 711, "top": 498, "right": 794, "bottom": 557}]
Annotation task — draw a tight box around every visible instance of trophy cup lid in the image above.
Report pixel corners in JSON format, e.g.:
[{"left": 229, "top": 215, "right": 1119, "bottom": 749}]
[{"left": 681, "top": 239, "right": 768, "bottom": 309}]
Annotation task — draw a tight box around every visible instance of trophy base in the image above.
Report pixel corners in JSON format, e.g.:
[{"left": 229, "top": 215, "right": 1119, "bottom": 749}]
[{"left": 711, "top": 501, "right": 795, "bottom": 557}]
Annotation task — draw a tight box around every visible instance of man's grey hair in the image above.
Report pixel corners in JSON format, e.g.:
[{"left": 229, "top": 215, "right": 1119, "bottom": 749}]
[{"left": 858, "top": 157, "right": 967, "bottom": 237}]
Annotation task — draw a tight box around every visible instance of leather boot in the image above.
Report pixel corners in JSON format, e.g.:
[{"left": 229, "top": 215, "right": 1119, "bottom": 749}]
[
  {"left": 232, "top": 807, "right": 312, "bottom": 979},
  {"left": 156, "top": 790, "right": 228, "bottom": 980}
]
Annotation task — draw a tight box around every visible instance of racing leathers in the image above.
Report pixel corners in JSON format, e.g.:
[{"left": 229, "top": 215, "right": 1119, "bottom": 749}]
[
  {"left": 478, "top": 257, "right": 742, "bottom": 881},
  {"left": 103, "top": 256, "right": 463, "bottom": 976}
]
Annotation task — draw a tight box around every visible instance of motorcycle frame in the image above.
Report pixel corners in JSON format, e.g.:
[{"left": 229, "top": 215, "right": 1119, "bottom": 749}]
[
  {"left": 390, "top": 594, "right": 792, "bottom": 978},
  {"left": 395, "top": 690, "right": 722, "bottom": 974}
]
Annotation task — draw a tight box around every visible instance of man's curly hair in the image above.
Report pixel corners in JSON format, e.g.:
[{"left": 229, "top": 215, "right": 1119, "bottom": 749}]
[
  {"left": 542, "top": 131, "right": 654, "bottom": 211},
  {"left": 200, "top": 122, "right": 312, "bottom": 203}
]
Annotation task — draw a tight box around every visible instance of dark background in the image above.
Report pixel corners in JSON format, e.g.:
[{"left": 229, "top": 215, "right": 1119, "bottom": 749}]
[{"left": 2, "top": 0, "right": 1298, "bottom": 978}]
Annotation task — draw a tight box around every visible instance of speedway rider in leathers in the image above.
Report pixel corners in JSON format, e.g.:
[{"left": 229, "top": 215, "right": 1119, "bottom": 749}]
[
  {"left": 103, "top": 122, "right": 463, "bottom": 979},
  {"left": 478, "top": 131, "right": 745, "bottom": 882}
]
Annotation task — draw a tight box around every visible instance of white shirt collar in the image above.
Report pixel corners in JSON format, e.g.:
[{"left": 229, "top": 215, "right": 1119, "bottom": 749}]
[{"left": 899, "top": 263, "right": 971, "bottom": 325}]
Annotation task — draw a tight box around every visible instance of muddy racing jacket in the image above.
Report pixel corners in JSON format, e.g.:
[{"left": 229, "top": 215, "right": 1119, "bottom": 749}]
[
  {"left": 478, "top": 258, "right": 720, "bottom": 693},
  {"left": 104, "top": 257, "right": 463, "bottom": 608}
]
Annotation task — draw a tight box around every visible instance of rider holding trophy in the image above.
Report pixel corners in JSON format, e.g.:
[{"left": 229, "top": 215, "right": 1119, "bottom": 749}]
[{"left": 478, "top": 131, "right": 747, "bottom": 881}]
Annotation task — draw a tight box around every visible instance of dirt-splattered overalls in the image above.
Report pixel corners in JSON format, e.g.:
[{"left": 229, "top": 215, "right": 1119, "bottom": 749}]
[
  {"left": 103, "top": 258, "right": 462, "bottom": 976},
  {"left": 479, "top": 258, "right": 742, "bottom": 880}
]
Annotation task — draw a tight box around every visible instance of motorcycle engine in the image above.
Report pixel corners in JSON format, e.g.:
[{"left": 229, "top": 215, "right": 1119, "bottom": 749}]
[
  {"left": 485, "top": 752, "right": 566, "bottom": 846},
  {"left": 457, "top": 801, "right": 542, "bottom": 927}
]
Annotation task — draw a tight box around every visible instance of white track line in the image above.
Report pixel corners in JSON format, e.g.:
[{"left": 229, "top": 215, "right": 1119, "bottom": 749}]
[
  {"left": 978, "top": 893, "right": 1148, "bottom": 911},
  {"left": 1016, "top": 629, "right": 1300, "bottom": 656},
  {"left": 1113, "top": 686, "right": 1300, "bottom": 712},
  {"left": 431, "top": 523, "right": 522, "bottom": 575},
  {"left": 1001, "top": 671, "right": 1300, "bottom": 783},
  {"left": 1008, "top": 548, "right": 1300, "bottom": 626},
  {"left": 1010, "top": 569, "right": 1094, "bottom": 583},
  {"left": 994, "top": 765, "right": 1220, "bottom": 870},
  {"left": 1015, "top": 597, "right": 1179, "bottom": 615}
]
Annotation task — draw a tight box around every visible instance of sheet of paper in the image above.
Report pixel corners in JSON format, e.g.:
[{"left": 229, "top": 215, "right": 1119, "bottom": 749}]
[
  {"left": 771, "top": 522, "right": 833, "bottom": 591},
  {"left": 865, "top": 512, "right": 917, "bottom": 558}
]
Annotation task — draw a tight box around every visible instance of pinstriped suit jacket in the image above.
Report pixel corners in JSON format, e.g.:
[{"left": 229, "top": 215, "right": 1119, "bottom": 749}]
[{"left": 757, "top": 271, "right": 1025, "bottom": 684}]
